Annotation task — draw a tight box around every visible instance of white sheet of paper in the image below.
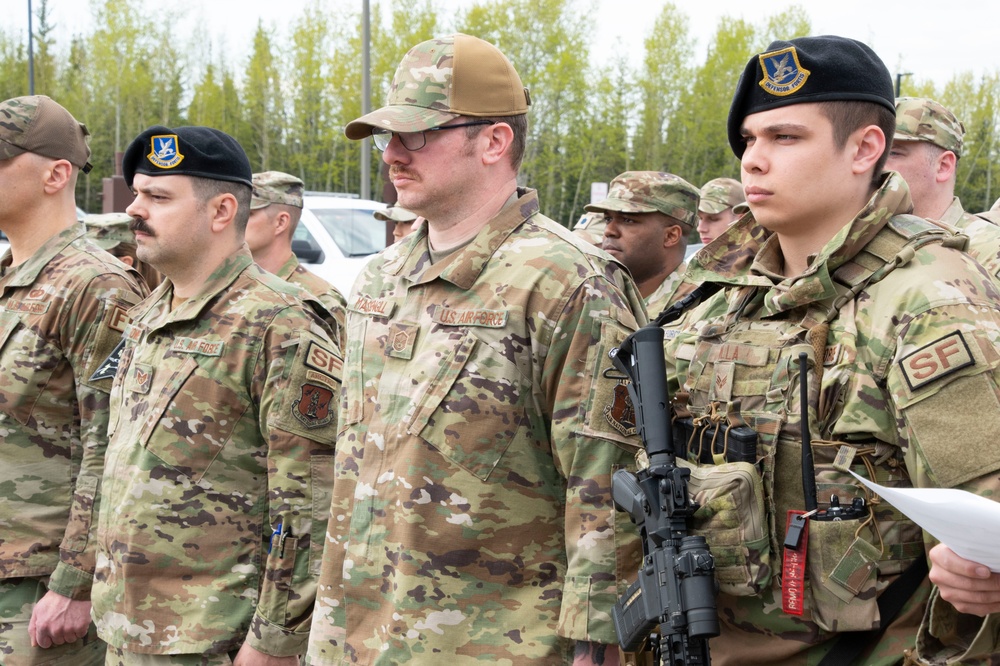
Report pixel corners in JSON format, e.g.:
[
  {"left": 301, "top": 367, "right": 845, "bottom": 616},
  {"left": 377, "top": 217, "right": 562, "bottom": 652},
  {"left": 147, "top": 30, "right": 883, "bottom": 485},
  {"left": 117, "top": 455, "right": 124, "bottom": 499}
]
[{"left": 849, "top": 471, "right": 1000, "bottom": 572}]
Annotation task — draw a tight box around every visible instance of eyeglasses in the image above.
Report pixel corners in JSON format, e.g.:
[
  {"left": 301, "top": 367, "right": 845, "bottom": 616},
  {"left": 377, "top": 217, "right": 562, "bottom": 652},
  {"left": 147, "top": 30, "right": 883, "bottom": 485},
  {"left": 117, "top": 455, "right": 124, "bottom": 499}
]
[{"left": 371, "top": 120, "right": 496, "bottom": 152}]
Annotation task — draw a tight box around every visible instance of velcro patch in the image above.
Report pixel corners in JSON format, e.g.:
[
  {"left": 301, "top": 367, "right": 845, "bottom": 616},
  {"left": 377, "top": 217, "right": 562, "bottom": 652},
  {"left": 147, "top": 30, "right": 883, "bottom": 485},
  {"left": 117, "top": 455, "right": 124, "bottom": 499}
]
[
  {"left": 304, "top": 340, "right": 342, "bottom": 379},
  {"left": 352, "top": 295, "right": 394, "bottom": 317},
  {"left": 899, "top": 331, "right": 975, "bottom": 391},
  {"left": 292, "top": 383, "right": 335, "bottom": 428},
  {"left": 603, "top": 381, "right": 636, "bottom": 436},
  {"left": 3, "top": 299, "right": 49, "bottom": 315},
  {"left": 170, "top": 336, "right": 224, "bottom": 356},
  {"left": 432, "top": 306, "right": 508, "bottom": 328},
  {"left": 90, "top": 338, "right": 126, "bottom": 382}
]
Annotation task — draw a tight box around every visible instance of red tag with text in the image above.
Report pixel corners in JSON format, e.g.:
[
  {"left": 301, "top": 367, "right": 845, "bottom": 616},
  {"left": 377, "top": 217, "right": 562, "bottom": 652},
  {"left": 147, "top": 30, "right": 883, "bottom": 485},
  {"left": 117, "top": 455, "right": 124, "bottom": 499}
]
[{"left": 782, "top": 510, "right": 809, "bottom": 616}]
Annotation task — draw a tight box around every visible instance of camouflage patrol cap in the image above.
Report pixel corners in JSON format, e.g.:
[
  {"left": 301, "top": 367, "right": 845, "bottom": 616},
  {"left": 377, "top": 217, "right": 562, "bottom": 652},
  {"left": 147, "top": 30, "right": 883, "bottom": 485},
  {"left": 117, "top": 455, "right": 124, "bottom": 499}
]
[
  {"left": 122, "top": 125, "right": 252, "bottom": 189},
  {"left": 0, "top": 95, "right": 92, "bottom": 173},
  {"left": 373, "top": 205, "right": 418, "bottom": 223},
  {"left": 344, "top": 33, "right": 531, "bottom": 140},
  {"left": 699, "top": 177, "right": 745, "bottom": 214},
  {"left": 585, "top": 171, "right": 699, "bottom": 228},
  {"left": 83, "top": 213, "right": 135, "bottom": 250},
  {"left": 251, "top": 171, "right": 304, "bottom": 209},
  {"left": 728, "top": 35, "right": 895, "bottom": 158},
  {"left": 893, "top": 97, "right": 965, "bottom": 156}
]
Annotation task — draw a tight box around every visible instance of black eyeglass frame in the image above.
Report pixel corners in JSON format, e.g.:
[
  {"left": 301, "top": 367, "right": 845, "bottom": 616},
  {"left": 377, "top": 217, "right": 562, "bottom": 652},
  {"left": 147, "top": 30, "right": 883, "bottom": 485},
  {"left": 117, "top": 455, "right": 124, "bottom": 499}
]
[{"left": 371, "top": 120, "right": 497, "bottom": 152}]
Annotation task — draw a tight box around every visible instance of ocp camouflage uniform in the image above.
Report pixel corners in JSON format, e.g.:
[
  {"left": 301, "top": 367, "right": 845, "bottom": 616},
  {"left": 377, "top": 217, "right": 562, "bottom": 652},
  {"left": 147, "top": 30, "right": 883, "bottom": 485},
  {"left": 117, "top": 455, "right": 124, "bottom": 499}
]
[
  {"left": 91, "top": 247, "right": 342, "bottom": 658},
  {"left": 665, "top": 172, "right": 1000, "bottom": 664},
  {"left": 935, "top": 197, "right": 1000, "bottom": 287},
  {"left": 0, "top": 225, "right": 147, "bottom": 662},
  {"left": 273, "top": 253, "right": 346, "bottom": 348},
  {"left": 306, "top": 189, "right": 646, "bottom": 665},
  {"left": 644, "top": 261, "right": 687, "bottom": 320}
]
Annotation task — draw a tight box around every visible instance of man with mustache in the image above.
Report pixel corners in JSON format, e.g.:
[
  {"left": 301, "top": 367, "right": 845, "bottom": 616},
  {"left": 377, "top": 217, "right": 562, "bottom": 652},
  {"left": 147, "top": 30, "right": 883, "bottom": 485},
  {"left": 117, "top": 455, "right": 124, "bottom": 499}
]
[
  {"left": 586, "top": 171, "right": 700, "bottom": 319},
  {"left": 0, "top": 95, "right": 147, "bottom": 664},
  {"left": 90, "top": 125, "right": 341, "bottom": 666},
  {"left": 664, "top": 35, "right": 1000, "bottom": 664},
  {"left": 306, "top": 33, "right": 646, "bottom": 666}
]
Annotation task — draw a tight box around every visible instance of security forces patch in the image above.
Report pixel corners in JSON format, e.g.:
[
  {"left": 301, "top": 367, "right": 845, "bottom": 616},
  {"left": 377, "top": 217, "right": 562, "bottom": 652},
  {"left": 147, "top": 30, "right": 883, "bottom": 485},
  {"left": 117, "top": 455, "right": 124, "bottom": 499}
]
[
  {"left": 148, "top": 134, "right": 184, "bottom": 169},
  {"left": 604, "top": 381, "right": 637, "bottom": 436},
  {"left": 899, "top": 331, "right": 975, "bottom": 391},
  {"left": 758, "top": 46, "right": 811, "bottom": 96}
]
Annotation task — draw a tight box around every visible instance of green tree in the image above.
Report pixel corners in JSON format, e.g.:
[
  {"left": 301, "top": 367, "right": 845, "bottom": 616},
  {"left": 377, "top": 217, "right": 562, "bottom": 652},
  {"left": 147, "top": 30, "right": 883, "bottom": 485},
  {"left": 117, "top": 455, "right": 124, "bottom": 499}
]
[
  {"left": 241, "top": 22, "right": 285, "bottom": 171},
  {"left": 0, "top": 30, "right": 28, "bottom": 100}
]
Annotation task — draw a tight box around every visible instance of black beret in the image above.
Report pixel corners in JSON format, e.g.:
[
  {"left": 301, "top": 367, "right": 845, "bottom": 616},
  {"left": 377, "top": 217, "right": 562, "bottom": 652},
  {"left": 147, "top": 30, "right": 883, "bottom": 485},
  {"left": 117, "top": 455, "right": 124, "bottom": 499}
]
[
  {"left": 727, "top": 35, "right": 895, "bottom": 158},
  {"left": 122, "top": 125, "right": 252, "bottom": 189}
]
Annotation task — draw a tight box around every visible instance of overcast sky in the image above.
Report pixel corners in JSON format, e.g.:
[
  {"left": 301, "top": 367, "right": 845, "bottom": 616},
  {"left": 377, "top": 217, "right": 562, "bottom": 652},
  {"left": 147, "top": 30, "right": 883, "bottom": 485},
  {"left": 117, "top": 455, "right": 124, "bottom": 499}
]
[{"left": 3, "top": 0, "right": 995, "bottom": 92}]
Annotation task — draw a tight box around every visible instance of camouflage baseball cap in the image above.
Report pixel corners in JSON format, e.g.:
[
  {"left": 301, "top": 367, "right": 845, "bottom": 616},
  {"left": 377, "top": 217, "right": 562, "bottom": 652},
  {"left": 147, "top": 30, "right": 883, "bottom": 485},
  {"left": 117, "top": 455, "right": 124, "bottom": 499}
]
[
  {"left": 699, "top": 177, "right": 745, "bottom": 215},
  {"left": 345, "top": 34, "right": 531, "bottom": 140},
  {"left": 251, "top": 171, "right": 304, "bottom": 209},
  {"left": 0, "top": 95, "right": 92, "bottom": 172},
  {"left": 585, "top": 171, "right": 700, "bottom": 228},
  {"left": 893, "top": 97, "right": 965, "bottom": 156},
  {"left": 373, "top": 205, "right": 418, "bottom": 223},
  {"left": 83, "top": 213, "right": 135, "bottom": 250}
]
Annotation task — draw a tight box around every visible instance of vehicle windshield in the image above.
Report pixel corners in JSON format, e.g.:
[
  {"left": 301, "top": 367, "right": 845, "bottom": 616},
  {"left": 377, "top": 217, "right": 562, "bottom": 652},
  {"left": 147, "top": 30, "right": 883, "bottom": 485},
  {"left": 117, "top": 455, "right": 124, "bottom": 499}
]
[{"left": 310, "top": 206, "right": 384, "bottom": 256}]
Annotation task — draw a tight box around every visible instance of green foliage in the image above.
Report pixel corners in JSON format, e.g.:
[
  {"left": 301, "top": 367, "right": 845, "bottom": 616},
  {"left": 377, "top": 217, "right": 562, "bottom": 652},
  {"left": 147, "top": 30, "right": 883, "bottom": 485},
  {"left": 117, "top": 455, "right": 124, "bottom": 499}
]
[{"left": 2, "top": 1, "right": 997, "bottom": 220}]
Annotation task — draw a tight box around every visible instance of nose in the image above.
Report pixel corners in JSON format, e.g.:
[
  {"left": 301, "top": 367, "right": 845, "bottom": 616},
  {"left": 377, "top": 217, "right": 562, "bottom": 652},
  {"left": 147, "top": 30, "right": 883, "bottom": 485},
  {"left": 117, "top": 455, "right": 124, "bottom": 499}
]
[
  {"left": 603, "top": 218, "right": 619, "bottom": 238},
  {"left": 741, "top": 142, "right": 765, "bottom": 175},
  {"left": 125, "top": 198, "right": 143, "bottom": 220},
  {"left": 381, "top": 134, "right": 411, "bottom": 165}
]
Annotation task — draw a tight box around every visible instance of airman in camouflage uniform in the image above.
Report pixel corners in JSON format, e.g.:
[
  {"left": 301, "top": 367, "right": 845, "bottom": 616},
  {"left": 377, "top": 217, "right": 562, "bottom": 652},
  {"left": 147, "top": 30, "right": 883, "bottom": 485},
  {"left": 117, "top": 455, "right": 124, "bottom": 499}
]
[
  {"left": 664, "top": 36, "right": 1000, "bottom": 665},
  {"left": 0, "top": 95, "right": 147, "bottom": 665},
  {"left": 83, "top": 213, "right": 163, "bottom": 290},
  {"left": 572, "top": 211, "right": 607, "bottom": 246},
  {"left": 373, "top": 204, "right": 421, "bottom": 243},
  {"left": 586, "top": 171, "right": 699, "bottom": 319},
  {"left": 247, "top": 170, "right": 347, "bottom": 343},
  {"left": 90, "top": 126, "right": 342, "bottom": 665},
  {"left": 886, "top": 97, "right": 1000, "bottom": 286},
  {"left": 306, "top": 34, "right": 645, "bottom": 666},
  {"left": 697, "top": 177, "right": 746, "bottom": 245}
]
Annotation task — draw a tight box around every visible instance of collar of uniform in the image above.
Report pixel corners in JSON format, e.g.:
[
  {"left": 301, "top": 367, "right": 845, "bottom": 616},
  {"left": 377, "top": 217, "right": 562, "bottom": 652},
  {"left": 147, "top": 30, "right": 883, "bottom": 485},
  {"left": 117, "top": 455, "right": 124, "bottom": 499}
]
[
  {"left": 274, "top": 253, "right": 301, "bottom": 282},
  {"left": 392, "top": 188, "right": 539, "bottom": 290},
  {"left": 0, "top": 224, "right": 87, "bottom": 288},
  {"left": 938, "top": 196, "right": 967, "bottom": 228},
  {"left": 136, "top": 245, "right": 256, "bottom": 327}
]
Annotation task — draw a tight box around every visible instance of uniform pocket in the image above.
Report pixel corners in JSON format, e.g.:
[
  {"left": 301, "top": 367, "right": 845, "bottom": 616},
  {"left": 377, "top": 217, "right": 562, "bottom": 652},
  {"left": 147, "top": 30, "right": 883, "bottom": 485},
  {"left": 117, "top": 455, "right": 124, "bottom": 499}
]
[
  {"left": 138, "top": 356, "right": 250, "bottom": 483},
  {"left": 806, "top": 519, "right": 879, "bottom": 632},
  {"left": 682, "top": 459, "right": 771, "bottom": 596},
  {"left": 406, "top": 329, "right": 526, "bottom": 481},
  {"left": 0, "top": 311, "right": 59, "bottom": 427}
]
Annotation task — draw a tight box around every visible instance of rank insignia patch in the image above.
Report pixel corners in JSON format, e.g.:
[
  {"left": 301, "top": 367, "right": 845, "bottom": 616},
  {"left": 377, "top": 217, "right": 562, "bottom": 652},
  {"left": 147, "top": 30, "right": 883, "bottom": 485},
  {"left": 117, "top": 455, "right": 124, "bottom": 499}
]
[
  {"left": 758, "top": 46, "right": 810, "bottom": 97},
  {"left": 604, "top": 381, "right": 636, "bottom": 436},
  {"left": 292, "top": 382, "right": 335, "bottom": 428},
  {"left": 148, "top": 134, "right": 184, "bottom": 169}
]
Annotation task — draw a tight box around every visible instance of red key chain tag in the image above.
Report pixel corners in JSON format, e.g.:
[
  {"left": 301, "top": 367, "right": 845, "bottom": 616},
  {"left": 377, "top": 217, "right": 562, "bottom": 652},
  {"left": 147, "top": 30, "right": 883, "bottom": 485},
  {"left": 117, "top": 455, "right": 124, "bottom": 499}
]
[{"left": 782, "top": 509, "right": 811, "bottom": 616}]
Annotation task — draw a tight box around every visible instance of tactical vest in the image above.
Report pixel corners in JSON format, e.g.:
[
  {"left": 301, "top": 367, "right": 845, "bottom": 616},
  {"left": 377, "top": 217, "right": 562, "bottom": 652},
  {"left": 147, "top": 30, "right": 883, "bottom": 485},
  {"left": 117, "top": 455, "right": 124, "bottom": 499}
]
[{"left": 674, "top": 215, "right": 962, "bottom": 632}]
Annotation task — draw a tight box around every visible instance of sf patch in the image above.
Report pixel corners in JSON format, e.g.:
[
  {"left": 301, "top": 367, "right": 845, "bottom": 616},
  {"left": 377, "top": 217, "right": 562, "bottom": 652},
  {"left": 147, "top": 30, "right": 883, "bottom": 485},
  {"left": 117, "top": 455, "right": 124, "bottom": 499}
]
[
  {"left": 758, "top": 46, "right": 810, "bottom": 96},
  {"left": 604, "top": 380, "right": 636, "bottom": 437},
  {"left": 899, "top": 331, "right": 975, "bottom": 391},
  {"left": 148, "top": 134, "right": 184, "bottom": 168}
]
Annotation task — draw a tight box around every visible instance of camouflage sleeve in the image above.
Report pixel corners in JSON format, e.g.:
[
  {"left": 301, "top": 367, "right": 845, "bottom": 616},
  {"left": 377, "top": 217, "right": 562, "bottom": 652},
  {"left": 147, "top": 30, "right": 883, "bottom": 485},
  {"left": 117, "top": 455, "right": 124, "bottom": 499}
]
[
  {"left": 546, "top": 274, "right": 644, "bottom": 645},
  {"left": 245, "top": 314, "right": 341, "bottom": 656},
  {"left": 49, "top": 277, "right": 144, "bottom": 599},
  {"left": 885, "top": 305, "right": 1000, "bottom": 662}
]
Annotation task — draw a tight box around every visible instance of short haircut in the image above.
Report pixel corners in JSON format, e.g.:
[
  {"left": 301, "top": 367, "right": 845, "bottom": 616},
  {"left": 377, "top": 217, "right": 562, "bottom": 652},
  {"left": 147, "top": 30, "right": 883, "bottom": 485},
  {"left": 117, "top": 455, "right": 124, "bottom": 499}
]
[
  {"left": 465, "top": 114, "right": 528, "bottom": 172},
  {"left": 818, "top": 101, "right": 897, "bottom": 187},
  {"left": 190, "top": 176, "right": 252, "bottom": 232},
  {"left": 269, "top": 202, "right": 303, "bottom": 238}
]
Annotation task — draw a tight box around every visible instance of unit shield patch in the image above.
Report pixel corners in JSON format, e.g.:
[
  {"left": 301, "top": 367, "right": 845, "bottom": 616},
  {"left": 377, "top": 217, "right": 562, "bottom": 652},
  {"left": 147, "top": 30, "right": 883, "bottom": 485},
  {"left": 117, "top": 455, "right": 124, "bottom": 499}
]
[
  {"left": 148, "top": 134, "right": 184, "bottom": 169},
  {"left": 758, "top": 46, "right": 811, "bottom": 97}
]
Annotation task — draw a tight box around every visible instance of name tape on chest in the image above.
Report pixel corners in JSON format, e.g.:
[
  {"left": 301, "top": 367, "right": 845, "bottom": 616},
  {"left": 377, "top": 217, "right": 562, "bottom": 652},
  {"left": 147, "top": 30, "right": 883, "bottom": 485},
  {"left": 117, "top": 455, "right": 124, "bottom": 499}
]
[
  {"left": 170, "top": 336, "right": 224, "bottom": 356},
  {"left": 899, "top": 331, "right": 975, "bottom": 391},
  {"left": 431, "top": 306, "right": 508, "bottom": 328},
  {"left": 352, "top": 295, "right": 395, "bottom": 317},
  {"left": 3, "top": 299, "right": 50, "bottom": 315}
]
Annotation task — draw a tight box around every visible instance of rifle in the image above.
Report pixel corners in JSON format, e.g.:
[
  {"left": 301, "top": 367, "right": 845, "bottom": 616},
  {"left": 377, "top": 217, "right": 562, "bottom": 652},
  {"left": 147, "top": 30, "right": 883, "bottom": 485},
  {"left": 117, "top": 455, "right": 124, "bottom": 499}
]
[{"left": 610, "top": 284, "right": 722, "bottom": 666}]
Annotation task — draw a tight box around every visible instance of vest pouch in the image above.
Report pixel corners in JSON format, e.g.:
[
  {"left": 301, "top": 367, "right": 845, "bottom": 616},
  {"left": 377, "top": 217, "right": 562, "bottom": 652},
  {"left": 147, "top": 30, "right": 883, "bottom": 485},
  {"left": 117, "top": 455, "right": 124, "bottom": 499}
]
[
  {"left": 805, "top": 520, "right": 880, "bottom": 632},
  {"left": 680, "top": 458, "right": 770, "bottom": 596}
]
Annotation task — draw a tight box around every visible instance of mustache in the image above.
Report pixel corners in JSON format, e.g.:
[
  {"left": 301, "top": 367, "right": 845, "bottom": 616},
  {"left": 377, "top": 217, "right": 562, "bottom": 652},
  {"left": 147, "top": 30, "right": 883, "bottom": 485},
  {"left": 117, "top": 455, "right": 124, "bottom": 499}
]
[
  {"left": 389, "top": 166, "right": 417, "bottom": 181},
  {"left": 129, "top": 217, "right": 154, "bottom": 236}
]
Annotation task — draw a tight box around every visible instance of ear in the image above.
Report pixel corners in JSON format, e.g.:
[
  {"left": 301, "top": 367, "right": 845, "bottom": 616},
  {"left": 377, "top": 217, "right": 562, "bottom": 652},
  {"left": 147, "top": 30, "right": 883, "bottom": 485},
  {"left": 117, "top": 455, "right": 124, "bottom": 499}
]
[
  {"left": 663, "top": 223, "right": 684, "bottom": 249},
  {"left": 480, "top": 122, "right": 515, "bottom": 167},
  {"left": 850, "top": 125, "right": 886, "bottom": 176},
  {"left": 273, "top": 210, "right": 291, "bottom": 238},
  {"left": 209, "top": 193, "right": 239, "bottom": 233},
  {"left": 935, "top": 150, "right": 958, "bottom": 183},
  {"left": 41, "top": 159, "right": 74, "bottom": 194},
  {"left": 118, "top": 255, "right": 135, "bottom": 267}
]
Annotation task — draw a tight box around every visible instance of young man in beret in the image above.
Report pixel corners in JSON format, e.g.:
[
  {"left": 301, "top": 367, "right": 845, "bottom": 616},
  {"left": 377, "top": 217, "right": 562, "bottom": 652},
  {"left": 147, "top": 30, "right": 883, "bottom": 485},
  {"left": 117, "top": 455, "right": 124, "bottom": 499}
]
[
  {"left": 90, "top": 126, "right": 342, "bottom": 665},
  {"left": 664, "top": 36, "right": 1000, "bottom": 664},
  {"left": 585, "top": 170, "right": 699, "bottom": 318},
  {"left": 247, "top": 170, "right": 347, "bottom": 342},
  {"left": 0, "top": 95, "right": 147, "bottom": 665},
  {"left": 307, "top": 33, "right": 645, "bottom": 666},
  {"left": 696, "top": 177, "right": 746, "bottom": 245}
]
